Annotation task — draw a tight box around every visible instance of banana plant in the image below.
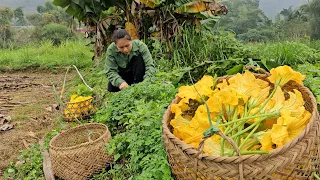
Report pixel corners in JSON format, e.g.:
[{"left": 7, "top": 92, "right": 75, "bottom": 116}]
[
  {"left": 52, "top": 0, "right": 228, "bottom": 65},
  {"left": 52, "top": 0, "right": 128, "bottom": 66},
  {"left": 135, "top": 0, "right": 228, "bottom": 50}
]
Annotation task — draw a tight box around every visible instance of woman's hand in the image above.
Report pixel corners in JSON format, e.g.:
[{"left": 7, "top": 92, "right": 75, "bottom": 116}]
[{"left": 119, "top": 82, "right": 129, "bottom": 90}]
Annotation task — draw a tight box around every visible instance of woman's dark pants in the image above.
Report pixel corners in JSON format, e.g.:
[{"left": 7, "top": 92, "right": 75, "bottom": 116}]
[{"left": 107, "top": 55, "right": 145, "bottom": 92}]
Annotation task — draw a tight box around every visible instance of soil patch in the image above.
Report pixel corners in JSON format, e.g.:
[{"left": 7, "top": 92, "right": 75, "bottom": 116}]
[{"left": 0, "top": 71, "right": 75, "bottom": 176}]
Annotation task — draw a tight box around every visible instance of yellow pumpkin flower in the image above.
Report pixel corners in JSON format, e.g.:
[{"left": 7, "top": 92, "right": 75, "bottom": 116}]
[
  {"left": 271, "top": 108, "right": 311, "bottom": 146},
  {"left": 177, "top": 86, "right": 198, "bottom": 101},
  {"left": 216, "top": 79, "right": 229, "bottom": 90},
  {"left": 215, "top": 88, "right": 238, "bottom": 106},
  {"left": 271, "top": 124, "right": 288, "bottom": 147},
  {"left": 177, "top": 126, "right": 211, "bottom": 148},
  {"left": 289, "top": 106, "right": 306, "bottom": 119},
  {"left": 247, "top": 86, "right": 279, "bottom": 124},
  {"left": 277, "top": 109, "right": 295, "bottom": 126},
  {"left": 203, "top": 135, "right": 224, "bottom": 156},
  {"left": 178, "top": 98, "right": 190, "bottom": 111},
  {"left": 283, "top": 110, "right": 311, "bottom": 143},
  {"left": 248, "top": 86, "right": 270, "bottom": 109},
  {"left": 171, "top": 98, "right": 190, "bottom": 118},
  {"left": 266, "top": 86, "right": 285, "bottom": 113},
  {"left": 282, "top": 89, "right": 305, "bottom": 110},
  {"left": 177, "top": 75, "right": 214, "bottom": 101},
  {"left": 171, "top": 104, "right": 183, "bottom": 117},
  {"left": 237, "top": 105, "right": 245, "bottom": 117},
  {"left": 170, "top": 69, "right": 310, "bottom": 155},
  {"left": 206, "top": 96, "right": 221, "bottom": 113},
  {"left": 189, "top": 105, "right": 217, "bottom": 133},
  {"left": 173, "top": 124, "right": 197, "bottom": 142},
  {"left": 70, "top": 94, "right": 78, "bottom": 102},
  {"left": 170, "top": 115, "right": 190, "bottom": 129},
  {"left": 268, "top": 65, "right": 306, "bottom": 87},
  {"left": 240, "top": 138, "right": 259, "bottom": 151},
  {"left": 259, "top": 131, "right": 274, "bottom": 151},
  {"left": 263, "top": 118, "right": 277, "bottom": 129},
  {"left": 228, "top": 71, "right": 269, "bottom": 103},
  {"left": 287, "top": 110, "right": 311, "bottom": 130}
]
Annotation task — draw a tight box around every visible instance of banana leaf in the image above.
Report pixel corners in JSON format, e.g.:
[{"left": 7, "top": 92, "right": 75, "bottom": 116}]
[
  {"left": 140, "top": 0, "right": 166, "bottom": 8},
  {"left": 52, "top": 0, "right": 71, "bottom": 8},
  {"left": 125, "top": 22, "right": 138, "bottom": 39},
  {"left": 174, "top": 1, "right": 207, "bottom": 14},
  {"left": 174, "top": 0, "right": 214, "bottom": 6}
]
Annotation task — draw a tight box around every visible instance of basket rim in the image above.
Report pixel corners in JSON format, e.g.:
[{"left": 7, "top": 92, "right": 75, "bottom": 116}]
[
  {"left": 162, "top": 74, "right": 319, "bottom": 163},
  {"left": 49, "top": 123, "right": 110, "bottom": 151}
]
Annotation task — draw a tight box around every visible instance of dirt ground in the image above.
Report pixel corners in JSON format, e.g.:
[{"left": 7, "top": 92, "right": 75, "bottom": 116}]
[{"left": 0, "top": 71, "right": 75, "bottom": 176}]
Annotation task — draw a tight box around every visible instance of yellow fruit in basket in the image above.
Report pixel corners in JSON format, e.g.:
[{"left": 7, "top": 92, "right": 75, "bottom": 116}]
[
  {"left": 73, "top": 103, "right": 79, "bottom": 108},
  {"left": 70, "top": 94, "right": 78, "bottom": 102},
  {"left": 64, "top": 109, "right": 70, "bottom": 115},
  {"left": 85, "top": 96, "right": 93, "bottom": 100},
  {"left": 83, "top": 107, "right": 89, "bottom": 114},
  {"left": 65, "top": 94, "right": 94, "bottom": 119},
  {"left": 64, "top": 109, "right": 73, "bottom": 120}
]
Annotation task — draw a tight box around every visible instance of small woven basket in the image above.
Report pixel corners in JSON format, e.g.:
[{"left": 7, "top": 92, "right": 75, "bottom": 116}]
[
  {"left": 62, "top": 95, "right": 100, "bottom": 121},
  {"left": 58, "top": 65, "right": 102, "bottom": 122},
  {"left": 49, "top": 123, "right": 112, "bottom": 180},
  {"left": 162, "top": 74, "right": 320, "bottom": 180}
]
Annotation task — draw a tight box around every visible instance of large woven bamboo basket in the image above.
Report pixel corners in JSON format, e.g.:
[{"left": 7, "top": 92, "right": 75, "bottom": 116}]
[
  {"left": 49, "top": 123, "right": 112, "bottom": 180},
  {"left": 162, "top": 74, "right": 320, "bottom": 180}
]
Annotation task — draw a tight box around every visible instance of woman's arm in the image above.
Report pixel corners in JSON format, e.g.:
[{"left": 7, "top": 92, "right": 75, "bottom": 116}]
[
  {"left": 140, "top": 42, "right": 155, "bottom": 79},
  {"left": 105, "top": 48, "right": 126, "bottom": 88}
]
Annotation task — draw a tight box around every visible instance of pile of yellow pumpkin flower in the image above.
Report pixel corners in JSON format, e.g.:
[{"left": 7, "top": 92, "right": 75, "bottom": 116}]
[
  {"left": 64, "top": 94, "right": 94, "bottom": 120},
  {"left": 170, "top": 65, "right": 311, "bottom": 156}
]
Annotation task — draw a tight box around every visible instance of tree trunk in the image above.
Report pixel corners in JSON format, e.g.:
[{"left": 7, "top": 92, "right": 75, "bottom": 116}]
[{"left": 94, "top": 27, "right": 104, "bottom": 67}]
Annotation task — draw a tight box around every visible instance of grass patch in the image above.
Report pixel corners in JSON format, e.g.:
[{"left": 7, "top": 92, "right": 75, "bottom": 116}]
[
  {"left": 304, "top": 40, "right": 320, "bottom": 50},
  {"left": 246, "top": 41, "right": 320, "bottom": 69},
  {"left": 0, "top": 40, "right": 94, "bottom": 71},
  {"left": 11, "top": 115, "right": 30, "bottom": 121},
  {"left": 12, "top": 105, "right": 43, "bottom": 117}
]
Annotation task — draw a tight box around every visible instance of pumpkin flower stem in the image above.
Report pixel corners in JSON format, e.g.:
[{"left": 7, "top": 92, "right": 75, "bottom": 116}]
[
  {"left": 220, "top": 112, "right": 279, "bottom": 127},
  {"left": 314, "top": 172, "right": 320, "bottom": 180},
  {"left": 231, "top": 118, "right": 267, "bottom": 139},
  {"left": 220, "top": 125, "right": 232, "bottom": 156},
  {"left": 225, "top": 120, "right": 246, "bottom": 136},
  {"left": 238, "top": 120, "right": 262, "bottom": 150},
  {"left": 220, "top": 111, "right": 227, "bottom": 123},
  {"left": 231, "top": 108, "right": 239, "bottom": 136},
  {"left": 243, "top": 103, "right": 248, "bottom": 118},
  {"left": 251, "top": 84, "right": 279, "bottom": 116}
]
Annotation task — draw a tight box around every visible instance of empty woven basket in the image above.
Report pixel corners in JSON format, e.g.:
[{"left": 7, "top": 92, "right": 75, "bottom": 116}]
[
  {"left": 162, "top": 74, "right": 320, "bottom": 180},
  {"left": 49, "top": 123, "right": 112, "bottom": 180}
]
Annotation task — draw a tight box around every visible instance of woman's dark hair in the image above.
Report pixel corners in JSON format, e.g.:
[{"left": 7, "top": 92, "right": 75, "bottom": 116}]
[{"left": 112, "top": 27, "right": 132, "bottom": 43}]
